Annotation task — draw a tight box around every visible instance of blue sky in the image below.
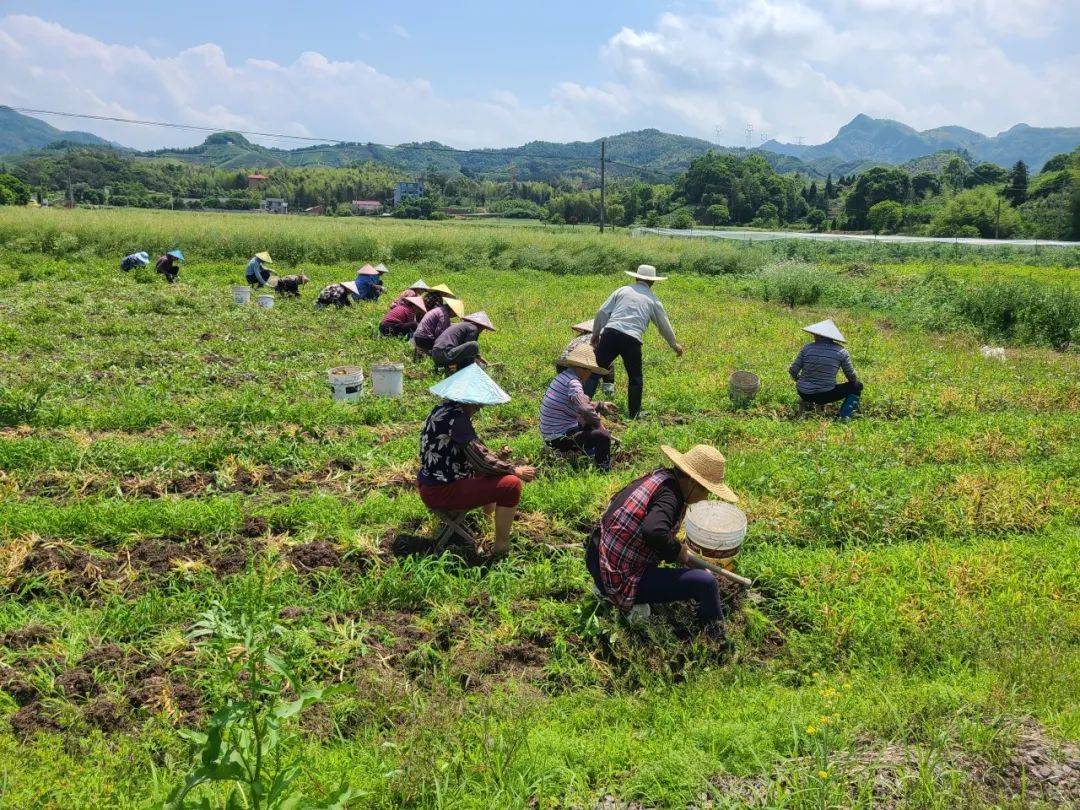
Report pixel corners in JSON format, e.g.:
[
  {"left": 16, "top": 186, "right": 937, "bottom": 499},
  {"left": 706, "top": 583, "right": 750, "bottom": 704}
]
[{"left": 1, "top": 1, "right": 1077, "bottom": 150}]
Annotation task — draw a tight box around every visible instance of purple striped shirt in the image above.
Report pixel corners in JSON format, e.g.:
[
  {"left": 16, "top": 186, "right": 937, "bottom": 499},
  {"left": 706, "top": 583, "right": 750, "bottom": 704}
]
[{"left": 540, "top": 369, "right": 592, "bottom": 440}]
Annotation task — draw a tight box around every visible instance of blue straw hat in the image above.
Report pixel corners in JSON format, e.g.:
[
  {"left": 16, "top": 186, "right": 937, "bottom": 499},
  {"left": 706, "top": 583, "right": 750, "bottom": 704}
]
[
  {"left": 167, "top": 249, "right": 184, "bottom": 261},
  {"left": 428, "top": 364, "right": 510, "bottom": 406}
]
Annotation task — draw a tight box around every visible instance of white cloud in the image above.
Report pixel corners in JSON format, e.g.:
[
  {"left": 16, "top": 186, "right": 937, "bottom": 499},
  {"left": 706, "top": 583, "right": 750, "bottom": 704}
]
[{"left": 391, "top": 24, "right": 409, "bottom": 39}]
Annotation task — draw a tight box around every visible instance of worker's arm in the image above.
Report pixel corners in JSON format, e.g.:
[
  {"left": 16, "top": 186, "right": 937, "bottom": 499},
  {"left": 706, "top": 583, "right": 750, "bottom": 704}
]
[
  {"left": 788, "top": 349, "right": 804, "bottom": 381},
  {"left": 652, "top": 300, "right": 680, "bottom": 352},
  {"left": 568, "top": 382, "right": 601, "bottom": 428},
  {"left": 639, "top": 482, "right": 683, "bottom": 562},
  {"left": 464, "top": 440, "right": 517, "bottom": 477},
  {"left": 839, "top": 348, "right": 859, "bottom": 383}
]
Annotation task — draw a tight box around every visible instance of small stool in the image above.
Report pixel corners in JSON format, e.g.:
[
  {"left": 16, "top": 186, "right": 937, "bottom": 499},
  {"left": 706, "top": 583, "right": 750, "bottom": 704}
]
[{"left": 431, "top": 509, "right": 479, "bottom": 551}]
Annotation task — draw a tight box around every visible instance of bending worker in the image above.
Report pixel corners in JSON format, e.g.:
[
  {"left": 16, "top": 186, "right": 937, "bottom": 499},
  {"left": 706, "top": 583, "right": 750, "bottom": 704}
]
[
  {"left": 432, "top": 311, "right": 495, "bottom": 372},
  {"left": 379, "top": 295, "right": 427, "bottom": 338},
  {"left": 587, "top": 443, "right": 737, "bottom": 642},
  {"left": 155, "top": 250, "right": 184, "bottom": 283},
  {"left": 586, "top": 264, "right": 683, "bottom": 419},
  {"left": 351, "top": 264, "right": 385, "bottom": 301},
  {"left": 789, "top": 319, "right": 863, "bottom": 419},
  {"left": 417, "top": 365, "right": 536, "bottom": 557},
  {"left": 414, "top": 296, "right": 465, "bottom": 354},
  {"left": 245, "top": 252, "right": 274, "bottom": 287},
  {"left": 539, "top": 344, "right": 616, "bottom": 470}
]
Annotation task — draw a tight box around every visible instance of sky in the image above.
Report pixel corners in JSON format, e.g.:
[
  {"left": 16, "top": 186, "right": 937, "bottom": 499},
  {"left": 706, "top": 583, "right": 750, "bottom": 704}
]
[{"left": 0, "top": 1, "right": 1077, "bottom": 151}]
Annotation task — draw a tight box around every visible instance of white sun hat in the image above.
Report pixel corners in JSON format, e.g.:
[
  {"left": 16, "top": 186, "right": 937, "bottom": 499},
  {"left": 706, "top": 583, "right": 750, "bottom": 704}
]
[
  {"left": 340, "top": 280, "right": 358, "bottom": 294},
  {"left": 625, "top": 264, "right": 667, "bottom": 282},
  {"left": 463, "top": 311, "right": 496, "bottom": 332},
  {"left": 429, "top": 364, "right": 510, "bottom": 406},
  {"left": 802, "top": 319, "right": 846, "bottom": 343},
  {"left": 408, "top": 279, "right": 430, "bottom": 291},
  {"left": 571, "top": 320, "right": 594, "bottom": 334}
]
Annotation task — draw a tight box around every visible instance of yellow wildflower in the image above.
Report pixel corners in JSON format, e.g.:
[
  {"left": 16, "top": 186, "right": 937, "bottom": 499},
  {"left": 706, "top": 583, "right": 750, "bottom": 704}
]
[
  {"left": 820, "top": 715, "right": 831, "bottom": 725},
  {"left": 806, "top": 725, "right": 816, "bottom": 735},
  {"left": 818, "top": 770, "right": 829, "bottom": 779},
  {"left": 843, "top": 682, "right": 852, "bottom": 690}
]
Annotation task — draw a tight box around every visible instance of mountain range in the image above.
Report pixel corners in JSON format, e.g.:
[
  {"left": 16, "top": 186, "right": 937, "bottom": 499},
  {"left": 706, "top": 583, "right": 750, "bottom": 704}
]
[{"left": 0, "top": 107, "right": 114, "bottom": 154}]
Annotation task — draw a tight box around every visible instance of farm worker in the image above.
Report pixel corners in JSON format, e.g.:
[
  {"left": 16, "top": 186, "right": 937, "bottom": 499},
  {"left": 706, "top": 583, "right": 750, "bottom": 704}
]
[
  {"left": 274, "top": 274, "right": 309, "bottom": 297},
  {"left": 539, "top": 343, "right": 617, "bottom": 470},
  {"left": 789, "top": 319, "right": 863, "bottom": 419},
  {"left": 155, "top": 250, "right": 184, "bottom": 283},
  {"left": 417, "top": 364, "right": 536, "bottom": 556},
  {"left": 431, "top": 311, "right": 494, "bottom": 372},
  {"left": 120, "top": 251, "right": 149, "bottom": 272},
  {"left": 314, "top": 283, "right": 353, "bottom": 308},
  {"left": 391, "top": 278, "right": 439, "bottom": 307},
  {"left": 245, "top": 252, "right": 274, "bottom": 287},
  {"left": 350, "top": 264, "right": 385, "bottom": 301},
  {"left": 585, "top": 264, "right": 683, "bottom": 419},
  {"left": 563, "top": 319, "right": 615, "bottom": 396},
  {"left": 379, "top": 295, "right": 427, "bottom": 337},
  {"left": 586, "top": 443, "right": 738, "bottom": 640},
  {"left": 413, "top": 297, "right": 465, "bottom": 354}
]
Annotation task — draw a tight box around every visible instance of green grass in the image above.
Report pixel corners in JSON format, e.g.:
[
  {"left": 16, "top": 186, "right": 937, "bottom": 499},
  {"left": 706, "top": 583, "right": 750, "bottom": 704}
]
[{"left": 0, "top": 209, "right": 1077, "bottom": 808}]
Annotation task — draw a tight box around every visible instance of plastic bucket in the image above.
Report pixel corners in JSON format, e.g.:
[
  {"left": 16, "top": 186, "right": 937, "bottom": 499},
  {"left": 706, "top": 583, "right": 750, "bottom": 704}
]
[
  {"left": 232, "top": 286, "right": 252, "bottom": 305},
  {"left": 371, "top": 363, "right": 404, "bottom": 398},
  {"left": 684, "top": 501, "right": 747, "bottom": 563},
  {"left": 328, "top": 366, "right": 364, "bottom": 402},
  {"left": 728, "top": 370, "right": 761, "bottom": 405},
  {"left": 256, "top": 294, "right": 274, "bottom": 309}
]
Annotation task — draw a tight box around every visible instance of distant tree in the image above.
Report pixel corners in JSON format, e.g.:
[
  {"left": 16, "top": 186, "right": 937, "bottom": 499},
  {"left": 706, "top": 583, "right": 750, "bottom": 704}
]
[
  {"left": 824, "top": 173, "right": 835, "bottom": 199},
  {"left": 965, "top": 163, "right": 1008, "bottom": 188},
  {"left": 704, "top": 203, "right": 730, "bottom": 225},
  {"left": 844, "top": 167, "right": 910, "bottom": 228},
  {"left": 911, "top": 172, "right": 941, "bottom": 199},
  {"left": 806, "top": 208, "right": 827, "bottom": 231},
  {"left": 754, "top": 202, "right": 779, "bottom": 226},
  {"left": 942, "top": 157, "right": 970, "bottom": 192},
  {"left": 0, "top": 173, "right": 31, "bottom": 206},
  {"left": 807, "top": 181, "right": 819, "bottom": 206},
  {"left": 867, "top": 200, "right": 904, "bottom": 234},
  {"left": 645, "top": 210, "right": 660, "bottom": 228},
  {"left": 1003, "top": 160, "right": 1029, "bottom": 206},
  {"left": 671, "top": 210, "right": 694, "bottom": 230},
  {"left": 1040, "top": 153, "right": 1070, "bottom": 173},
  {"left": 929, "top": 186, "right": 1020, "bottom": 238}
]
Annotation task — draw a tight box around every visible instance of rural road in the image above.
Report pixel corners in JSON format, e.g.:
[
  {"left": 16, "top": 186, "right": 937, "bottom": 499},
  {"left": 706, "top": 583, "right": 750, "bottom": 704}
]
[{"left": 631, "top": 227, "right": 1080, "bottom": 249}]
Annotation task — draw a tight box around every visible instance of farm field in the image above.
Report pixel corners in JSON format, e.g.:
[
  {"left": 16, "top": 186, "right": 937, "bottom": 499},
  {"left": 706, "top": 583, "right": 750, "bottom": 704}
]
[{"left": 0, "top": 209, "right": 1078, "bottom": 808}]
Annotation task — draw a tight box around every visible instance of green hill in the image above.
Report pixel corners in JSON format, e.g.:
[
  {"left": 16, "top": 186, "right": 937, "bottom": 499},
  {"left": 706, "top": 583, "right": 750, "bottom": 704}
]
[{"left": 0, "top": 106, "right": 113, "bottom": 155}]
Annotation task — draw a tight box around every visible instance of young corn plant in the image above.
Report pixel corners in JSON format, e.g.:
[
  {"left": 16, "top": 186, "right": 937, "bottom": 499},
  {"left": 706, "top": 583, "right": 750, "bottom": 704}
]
[{"left": 168, "top": 586, "right": 353, "bottom": 809}]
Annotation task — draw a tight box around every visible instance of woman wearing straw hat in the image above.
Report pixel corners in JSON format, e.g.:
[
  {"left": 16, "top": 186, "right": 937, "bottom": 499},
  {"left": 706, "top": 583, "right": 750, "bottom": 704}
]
[
  {"left": 585, "top": 264, "right": 683, "bottom": 419},
  {"left": 418, "top": 365, "right": 537, "bottom": 556},
  {"left": 562, "top": 320, "right": 615, "bottom": 396},
  {"left": 391, "top": 278, "right": 431, "bottom": 307},
  {"left": 539, "top": 343, "right": 617, "bottom": 470},
  {"left": 432, "top": 311, "right": 495, "bottom": 372},
  {"left": 413, "top": 296, "right": 465, "bottom": 354},
  {"left": 350, "top": 263, "right": 386, "bottom": 301},
  {"left": 379, "top": 294, "right": 428, "bottom": 337},
  {"left": 586, "top": 444, "right": 737, "bottom": 638},
  {"left": 789, "top": 319, "right": 863, "bottom": 419},
  {"left": 155, "top": 249, "right": 184, "bottom": 283},
  {"left": 245, "top": 252, "right": 274, "bottom": 287}
]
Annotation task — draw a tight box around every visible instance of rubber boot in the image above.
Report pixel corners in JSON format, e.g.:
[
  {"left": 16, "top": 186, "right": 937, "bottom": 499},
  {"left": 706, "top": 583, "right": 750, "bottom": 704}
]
[
  {"left": 839, "top": 394, "right": 860, "bottom": 420},
  {"left": 628, "top": 384, "right": 643, "bottom": 419}
]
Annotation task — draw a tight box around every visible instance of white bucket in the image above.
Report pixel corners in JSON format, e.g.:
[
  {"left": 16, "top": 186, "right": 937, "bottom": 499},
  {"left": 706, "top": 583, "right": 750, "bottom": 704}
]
[
  {"left": 328, "top": 366, "right": 364, "bottom": 402},
  {"left": 685, "top": 501, "right": 747, "bottom": 559},
  {"left": 232, "top": 285, "right": 252, "bottom": 305},
  {"left": 371, "top": 363, "right": 404, "bottom": 398},
  {"left": 257, "top": 294, "right": 275, "bottom": 309}
]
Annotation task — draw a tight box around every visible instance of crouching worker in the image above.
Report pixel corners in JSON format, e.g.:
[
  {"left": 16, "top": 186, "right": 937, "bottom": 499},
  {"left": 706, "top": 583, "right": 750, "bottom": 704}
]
[
  {"left": 789, "top": 319, "right": 863, "bottom": 420},
  {"left": 246, "top": 252, "right": 274, "bottom": 287},
  {"left": 586, "top": 443, "right": 738, "bottom": 640},
  {"left": 432, "top": 311, "right": 494, "bottom": 372},
  {"left": 540, "top": 344, "right": 616, "bottom": 470},
  {"left": 155, "top": 250, "right": 184, "bottom": 283},
  {"left": 120, "top": 251, "right": 149, "bottom": 272},
  {"left": 350, "top": 264, "right": 386, "bottom": 301},
  {"left": 315, "top": 282, "right": 353, "bottom": 308},
  {"left": 564, "top": 320, "right": 615, "bottom": 396},
  {"left": 274, "top": 274, "right": 308, "bottom": 297},
  {"left": 417, "top": 365, "right": 537, "bottom": 556},
  {"left": 413, "top": 296, "right": 465, "bottom": 354},
  {"left": 379, "top": 294, "right": 427, "bottom": 337}
]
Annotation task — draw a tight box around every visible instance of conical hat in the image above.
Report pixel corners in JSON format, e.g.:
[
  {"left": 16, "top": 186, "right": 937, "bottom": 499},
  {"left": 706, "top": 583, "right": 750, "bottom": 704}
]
[
  {"left": 373, "top": 263, "right": 389, "bottom": 274},
  {"left": 444, "top": 298, "right": 465, "bottom": 318},
  {"left": 463, "top": 311, "right": 495, "bottom": 332},
  {"left": 340, "top": 280, "right": 358, "bottom": 294},
  {"left": 572, "top": 320, "right": 594, "bottom": 334},
  {"left": 356, "top": 264, "right": 380, "bottom": 276},
  {"left": 254, "top": 251, "right": 272, "bottom": 264},
  {"left": 802, "top": 319, "right": 845, "bottom": 343},
  {"left": 429, "top": 283, "right": 455, "bottom": 297},
  {"left": 167, "top": 249, "right": 185, "bottom": 261},
  {"left": 405, "top": 295, "right": 427, "bottom": 312},
  {"left": 660, "top": 444, "right": 738, "bottom": 503},
  {"left": 408, "top": 279, "right": 430, "bottom": 291},
  {"left": 557, "top": 343, "right": 610, "bottom": 376},
  {"left": 133, "top": 252, "right": 150, "bottom": 265},
  {"left": 429, "top": 364, "right": 510, "bottom": 406}
]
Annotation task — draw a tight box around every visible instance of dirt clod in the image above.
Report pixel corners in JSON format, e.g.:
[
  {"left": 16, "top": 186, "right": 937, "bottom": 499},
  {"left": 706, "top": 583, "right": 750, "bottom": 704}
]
[
  {"left": 125, "top": 675, "right": 204, "bottom": 724},
  {"left": 83, "top": 697, "right": 129, "bottom": 732},
  {"left": 78, "top": 644, "right": 130, "bottom": 673},
  {"left": 9, "top": 702, "right": 60, "bottom": 739},
  {"left": 56, "top": 668, "right": 102, "bottom": 700},
  {"left": 287, "top": 540, "right": 340, "bottom": 571},
  {"left": 1, "top": 624, "right": 51, "bottom": 650},
  {"left": 240, "top": 515, "right": 270, "bottom": 538},
  {"left": 0, "top": 673, "right": 39, "bottom": 706},
  {"left": 279, "top": 605, "right": 306, "bottom": 620}
]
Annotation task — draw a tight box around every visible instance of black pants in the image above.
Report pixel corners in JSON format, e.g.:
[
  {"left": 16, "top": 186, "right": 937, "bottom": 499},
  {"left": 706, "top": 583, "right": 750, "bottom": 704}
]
[
  {"left": 380, "top": 322, "right": 416, "bottom": 338},
  {"left": 432, "top": 341, "right": 479, "bottom": 369},
  {"left": 546, "top": 426, "right": 612, "bottom": 470},
  {"left": 413, "top": 335, "right": 435, "bottom": 352},
  {"left": 585, "top": 329, "right": 644, "bottom": 418},
  {"left": 799, "top": 380, "right": 863, "bottom": 405}
]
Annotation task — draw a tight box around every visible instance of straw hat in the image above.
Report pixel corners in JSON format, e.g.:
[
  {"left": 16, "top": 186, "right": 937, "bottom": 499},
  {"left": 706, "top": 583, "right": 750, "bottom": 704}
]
[
  {"left": 802, "top": 319, "right": 845, "bottom": 343},
  {"left": 571, "top": 320, "right": 594, "bottom": 334},
  {"left": 429, "top": 283, "right": 455, "bottom": 297},
  {"left": 429, "top": 364, "right": 510, "bottom": 406},
  {"left": 167, "top": 249, "right": 185, "bottom": 261},
  {"left": 373, "top": 263, "right": 389, "bottom": 275},
  {"left": 340, "top": 280, "right": 358, "bottom": 294},
  {"left": 405, "top": 295, "right": 427, "bottom": 312},
  {"left": 557, "top": 343, "right": 610, "bottom": 376},
  {"left": 254, "top": 251, "right": 272, "bottom": 264},
  {"left": 463, "top": 311, "right": 496, "bottom": 332},
  {"left": 660, "top": 444, "right": 738, "bottom": 503},
  {"left": 625, "top": 264, "right": 666, "bottom": 282},
  {"left": 408, "top": 279, "right": 430, "bottom": 292},
  {"left": 356, "top": 264, "right": 380, "bottom": 276},
  {"left": 444, "top": 297, "right": 466, "bottom": 318}
]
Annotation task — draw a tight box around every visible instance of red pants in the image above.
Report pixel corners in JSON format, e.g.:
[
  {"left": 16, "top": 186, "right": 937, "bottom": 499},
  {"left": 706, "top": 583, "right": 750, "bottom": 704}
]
[{"left": 418, "top": 475, "right": 522, "bottom": 510}]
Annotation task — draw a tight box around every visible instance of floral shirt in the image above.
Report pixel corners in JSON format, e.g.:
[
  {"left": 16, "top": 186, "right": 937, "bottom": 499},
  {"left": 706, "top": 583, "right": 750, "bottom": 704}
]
[
  {"left": 316, "top": 283, "right": 353, "bottom": 308},
  {"left": 418, "top": 402, "right": 476, "bottom": 485}
]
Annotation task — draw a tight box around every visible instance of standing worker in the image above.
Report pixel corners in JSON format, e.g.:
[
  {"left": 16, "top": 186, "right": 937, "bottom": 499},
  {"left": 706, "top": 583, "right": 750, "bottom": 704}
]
[
  {"left": 245, "top": 252, "right": 274, "bottom": 287},
  {"left": 789, "top": 319, "right": 863, "bottom": 420},
  {"left": 432, "top": 311, "right": 495, "bottom": 372},
  {"left": 155, "top": 250, "right": 184, "bottom": 284},
  {"left": 586, "top": 264, "right": 683, "bottom": 419}
]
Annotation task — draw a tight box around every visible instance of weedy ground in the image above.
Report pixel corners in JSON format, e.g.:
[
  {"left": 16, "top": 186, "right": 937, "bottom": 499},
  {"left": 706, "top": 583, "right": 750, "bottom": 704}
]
[{"left": 0, "top": 209, "right": 1077, "bottom": 808}]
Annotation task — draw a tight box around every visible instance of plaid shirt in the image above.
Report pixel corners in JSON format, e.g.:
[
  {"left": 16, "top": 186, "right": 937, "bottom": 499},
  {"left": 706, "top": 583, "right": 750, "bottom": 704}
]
[{"left": 598, "top": 469, "right": 680, "bottom": 609}]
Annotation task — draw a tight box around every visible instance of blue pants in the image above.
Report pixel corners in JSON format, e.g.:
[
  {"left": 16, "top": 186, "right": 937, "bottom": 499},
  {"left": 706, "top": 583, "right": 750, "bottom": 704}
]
[{"left": 586, "top": 542, "right": 724, "bottom": 622}]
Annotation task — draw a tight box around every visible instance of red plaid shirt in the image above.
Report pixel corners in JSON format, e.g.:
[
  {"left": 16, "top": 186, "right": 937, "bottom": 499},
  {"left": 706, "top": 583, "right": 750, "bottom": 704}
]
[{"left": 598, "top": 469, "right": 681, "bottom": 609}]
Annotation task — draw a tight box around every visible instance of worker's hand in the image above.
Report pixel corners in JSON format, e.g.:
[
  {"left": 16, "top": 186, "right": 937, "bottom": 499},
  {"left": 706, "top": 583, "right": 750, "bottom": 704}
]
[
  {"left": 676, "top": 544, "right": 691, "bottom": 565},
  {"left": 515, "top": 465, "right": 537, "bottom": 483},
  {"left": 673, "top": 342, "right": 685, "bottom": 358}
]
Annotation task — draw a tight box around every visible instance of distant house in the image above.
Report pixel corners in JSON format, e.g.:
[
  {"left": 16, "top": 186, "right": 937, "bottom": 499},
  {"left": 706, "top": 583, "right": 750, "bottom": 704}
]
[
  {"left": 247, "top": 173, "right": 269, "bottom": 189},
  {"left": 393, "top": 182, "right": 424, "bottom": 207},
  {"left": 261, "top": 198, "right": 288, "bottom": 215},
  {"left": 351, "top": 200, "right": 383, "bottom": 215}
]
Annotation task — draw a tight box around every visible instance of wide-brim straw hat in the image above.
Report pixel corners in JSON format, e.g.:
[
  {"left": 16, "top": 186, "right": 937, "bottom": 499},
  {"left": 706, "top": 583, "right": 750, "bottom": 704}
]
[
  {"left": 373, "top": 263, "right": 389, "bottom": 274},
  {"left": 340, "top": 280, "right": 358, "bottom": 294},
  {"left": 557, "top": 344, "right": 610, "bottom": 376},
  {"left": 356, "top": 264, "right": 380, "bottom": 276},
  {"left": 571, "top": 320, "right": 594, "bottom": 334},
  {"left": 254, "top": 251, "right": 272, "bottom": 264},
  {"left": 167, "top": 249, "right": 185, "bottom": 261},
  {"left": 803, "top": 318, "right": 846, "bottom": 343},
  {"left": 444, "top": 297, "right": 466, "bottom": 318},
  {"left": 625, "top": 264, "right": 666, "bottom": 282},
  {"left": 405, "top": 295, "right": 427, "bottom": 312},
  {"left": 463, "top": 311, "right": 496, "bottom": 332},
  {"left": 660, "top": 444, "right": 739, "bottom": 503},
  {"left": 408, "top": 279, "right": 430, "bottom": 292},
  {"left": 429, "top": 364, "right": 510, "bottom": 406},
  {"left": 429, "top": 283, "right": 455, "bottom": 297}
]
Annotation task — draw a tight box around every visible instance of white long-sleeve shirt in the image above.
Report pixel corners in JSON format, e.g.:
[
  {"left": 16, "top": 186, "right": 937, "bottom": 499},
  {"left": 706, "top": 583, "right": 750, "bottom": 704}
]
[{"left": 592, "top": 283, "right": 678, "bottom": 349}]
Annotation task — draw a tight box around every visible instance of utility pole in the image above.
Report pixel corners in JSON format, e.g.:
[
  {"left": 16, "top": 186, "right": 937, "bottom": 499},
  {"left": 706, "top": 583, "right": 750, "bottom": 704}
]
[{"left": 599, "top": 138, "right": 606, "bottom": 234}]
